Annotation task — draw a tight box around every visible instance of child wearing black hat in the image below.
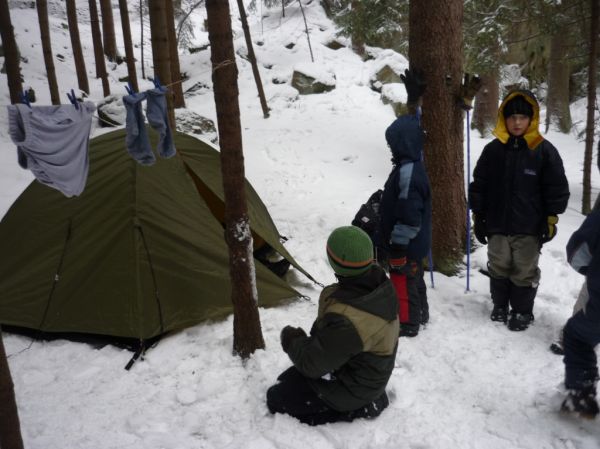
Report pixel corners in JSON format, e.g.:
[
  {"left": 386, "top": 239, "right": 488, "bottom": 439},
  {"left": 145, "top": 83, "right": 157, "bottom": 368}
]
[
  {"left": 468, "top": 90, "right": 570, "bottom": 331},
  {"left": 266, "top": 226, "right": 399, "bottom": 425}
]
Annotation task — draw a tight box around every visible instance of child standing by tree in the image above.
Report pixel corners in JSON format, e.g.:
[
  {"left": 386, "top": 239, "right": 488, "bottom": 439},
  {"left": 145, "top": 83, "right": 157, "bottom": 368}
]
[
  {"left": 469, "top": 90, "right": 570, "bottom": 331},
  {"left": 377, "top": 69, "right": 431, "bottom": 337}
]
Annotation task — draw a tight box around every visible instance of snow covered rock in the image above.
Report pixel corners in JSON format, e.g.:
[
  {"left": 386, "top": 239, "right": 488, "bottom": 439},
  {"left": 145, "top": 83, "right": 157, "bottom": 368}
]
[{"left": 291, "top": 63, "right": 336, "bottom": 95}]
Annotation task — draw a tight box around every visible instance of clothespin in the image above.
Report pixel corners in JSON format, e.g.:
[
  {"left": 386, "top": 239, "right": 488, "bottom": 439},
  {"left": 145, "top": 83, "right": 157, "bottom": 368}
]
[
  {"left": 150, "top": 77, "right": 166, "bottom": 92},
  {"left": 19, "top": 90, "right": 31, "bottom": 108},
  {"left": 66, "top": 89, "right": 79, "bottom": 110},
  {"left": 125, "top": 82, "right": 136, "bottom": 96}
]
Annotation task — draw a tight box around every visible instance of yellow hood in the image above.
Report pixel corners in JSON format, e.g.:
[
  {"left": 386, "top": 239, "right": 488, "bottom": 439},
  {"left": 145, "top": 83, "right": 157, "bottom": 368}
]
[{"left": 492, "top": 90, "right": 544, "bottom": 150}]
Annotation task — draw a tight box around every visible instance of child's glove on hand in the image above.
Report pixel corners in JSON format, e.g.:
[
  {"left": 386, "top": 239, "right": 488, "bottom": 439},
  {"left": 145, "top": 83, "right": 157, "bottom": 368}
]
[
  {"left": 458, "top": 73, "right": 482, "bottom": 110},
  {"left": 400, "top": 69, "right": 427, "bottom": 104},
  {"left": 388, "top": 244, "right": 408, "bottom": 274},
  {"left": 541, "top": 215, "right": 559, "bottom": 244},
  {"left": 280, "top": 326, "right": 307, "bottom": 353}
]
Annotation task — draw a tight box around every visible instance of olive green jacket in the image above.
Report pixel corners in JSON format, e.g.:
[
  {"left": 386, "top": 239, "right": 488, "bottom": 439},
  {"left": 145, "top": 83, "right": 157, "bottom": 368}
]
[{"left": 286, "top": 265, "right": 399, "bottom": 411}]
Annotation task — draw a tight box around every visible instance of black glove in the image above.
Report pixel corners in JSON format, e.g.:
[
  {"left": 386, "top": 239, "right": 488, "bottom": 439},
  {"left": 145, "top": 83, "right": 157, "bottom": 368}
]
[
  {"left": 473, "top": 214, "right": 487, "bottom": 245},
  {"left": 280, "top": 325, "right": 307, "bottom": 353},
  {"left": 458, "top": 73, "right": 482, "bottom": 111},
  {"left": 400, "top": 69, "right": 426, "bottom": 104},
  {"left": 541, "top": 215, "right": 558, "bottom": 244},
  {"left": 388, "top": 244, "right": 408, "bottom": 274}
]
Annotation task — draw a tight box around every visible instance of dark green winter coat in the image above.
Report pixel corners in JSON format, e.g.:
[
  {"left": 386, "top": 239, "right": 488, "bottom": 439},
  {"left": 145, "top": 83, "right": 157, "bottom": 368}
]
[{"left": 286, "top": 265, "right": 399, "bottom": 411}]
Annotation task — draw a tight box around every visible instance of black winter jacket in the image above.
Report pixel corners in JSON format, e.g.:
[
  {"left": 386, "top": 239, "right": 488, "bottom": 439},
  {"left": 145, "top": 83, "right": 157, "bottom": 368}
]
[
  {"left": 286, "top": 265, "right": 399, "bottom": 411},
  {"left": 469, "top": 90, "right": 569, "bottom": 237}
]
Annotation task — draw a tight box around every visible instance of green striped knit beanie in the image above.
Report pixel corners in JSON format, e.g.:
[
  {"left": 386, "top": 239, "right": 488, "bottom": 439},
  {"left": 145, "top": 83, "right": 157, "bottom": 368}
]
[{"left": 326, "top": 226, "right": 374, "bottom": 277}]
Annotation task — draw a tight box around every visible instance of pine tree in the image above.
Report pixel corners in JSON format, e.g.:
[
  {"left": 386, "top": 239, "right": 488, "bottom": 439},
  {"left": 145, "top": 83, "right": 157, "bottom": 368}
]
[
  {"left": 99, "top": 0, "right": 118, "bottom": 61},
  {"left": 409, "top": 0, "right": 465, "bottom": 275},
  {"left": 0, "top": 0, "right": 23, "bottom": 104},
  {"left": 36, "top": 0, "right": 61, "bottom": 104},
  {"left": 89, "top": 0, "right": 110, "bottom": 97},
  {"left": 205, "top": 0, "right": 266, "bottom": 359},
  {"left": 66, "top": 0, "right": 90, "bottom": 95}
]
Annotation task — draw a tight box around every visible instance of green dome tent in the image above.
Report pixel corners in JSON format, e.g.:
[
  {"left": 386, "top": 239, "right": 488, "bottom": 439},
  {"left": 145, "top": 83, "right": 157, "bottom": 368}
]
[{"left": 0, "top": 129, "right": 311, "bottom": 345}]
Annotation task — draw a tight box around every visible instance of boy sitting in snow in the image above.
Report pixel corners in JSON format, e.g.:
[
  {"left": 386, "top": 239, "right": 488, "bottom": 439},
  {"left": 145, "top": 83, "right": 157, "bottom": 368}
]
[
  {"left": 266, "top": 226, "right": 399, "bottom": 425},
  {"left": 561, "top": 206, "right": 600, "bottom": 418}
]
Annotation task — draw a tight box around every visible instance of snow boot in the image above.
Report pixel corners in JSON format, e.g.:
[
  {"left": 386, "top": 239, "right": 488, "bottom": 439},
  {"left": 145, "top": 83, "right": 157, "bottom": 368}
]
[
  {"left": 561, "top": 386, "right": 599, "bottom": 419},
  {"left": 490, "top": 305, "right": 508, "bottom": 322},
  {"left": 549, "top": 340, "right": 565, "bottom": 355},
  {"left": 347, "top": 392, "right": 389, "bottom": 421},
  {"left": 507, "top": 312, "right": 534, "bottom": 331},
  {"left": 399, "top": 325, "right": 418, "bottom": 338}
]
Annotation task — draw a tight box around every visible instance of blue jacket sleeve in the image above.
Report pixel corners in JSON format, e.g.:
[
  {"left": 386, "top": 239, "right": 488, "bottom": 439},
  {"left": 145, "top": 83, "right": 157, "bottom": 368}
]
[
  {"left": 390, "top": 162, "right": 425, "bottom": 246},
  {"left": 566, "top": 208, "right": 600, "bottom": 275}
]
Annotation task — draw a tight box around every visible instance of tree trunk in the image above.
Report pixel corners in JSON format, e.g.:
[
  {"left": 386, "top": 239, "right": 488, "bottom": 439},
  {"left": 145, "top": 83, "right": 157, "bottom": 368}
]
[
  {"left": 165, "top": 0, "right": 185, "bottom": 108},
  {"left": 118, "top": 0, "right": 139, "bottom": 92},
  {"left": 0, "top": 329, "right": 25, "bottom": 449},
  {"left": 148, "top": 0, "right": 176, "bottom": 129},
  {"left": 205, "top": 0, "right": 265, "bottom": 359},
  {"left": 350, "top": 0, "right": 365, "bottom": 57},
  {"left": 583, "top": 0, "right": 599, "bottom": 214},
  {"left": 66, "top": 0, "right": 90, "bottom": 95},
  {"left": 36, "top": 0, "right": 61, "bottom": 104},
  {"left": 88, "top": 0, "right": 110, "bottom": 97},
  {"left": 140, "top": 0, "right": 145, "bottom": 80},
  {"left": 237, "top": 0, "right": 269, "bottom": 118},
  {"left": 472, "top": 71, "right": 499, "bottom": 138},
  {"left": 409, "top": 0, "right": 465, "bottom": 275},
  {"left": 545, "top": 31, "right": 572, "bottom": 133},
  {"left": 99, "top": 0, "right": 118, "bottom": 61},
  {"left": 0, "top": 0, "right": 23, "bottom": 104}
]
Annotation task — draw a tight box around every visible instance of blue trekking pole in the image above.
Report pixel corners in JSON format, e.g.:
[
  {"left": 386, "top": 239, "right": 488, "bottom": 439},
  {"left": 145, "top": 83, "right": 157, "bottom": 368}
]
[{"left": 465, "top": 109, "right": 472, "bottom": 292}]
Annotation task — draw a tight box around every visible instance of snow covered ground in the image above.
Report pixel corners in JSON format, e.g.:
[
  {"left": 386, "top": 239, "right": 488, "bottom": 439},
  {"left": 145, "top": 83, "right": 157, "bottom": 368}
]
[{"left": 1, "top": 2, "right": 600, "bottom": 448}]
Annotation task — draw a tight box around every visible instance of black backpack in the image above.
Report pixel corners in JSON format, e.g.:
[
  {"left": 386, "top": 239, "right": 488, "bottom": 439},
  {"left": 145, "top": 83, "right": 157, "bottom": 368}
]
[{"left": 351, "top": 189, "right": 383, "bottom": 239}]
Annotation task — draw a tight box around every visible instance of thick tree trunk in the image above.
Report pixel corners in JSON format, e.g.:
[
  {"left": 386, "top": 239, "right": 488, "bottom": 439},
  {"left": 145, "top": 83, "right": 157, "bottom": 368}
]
[
  {"left": 205, "top": 0, "right": 265, "bottom": 359},
  {"left": 237, "top": 0, "right": 269, "bottom": 118},
  {"left": 0, "top": 329, "right": 24, "bottom": 449},
  {"left": 409, "top": 0, "right": 465, "bottom": 275},
  {"left": 545, "top": 32, "right": 572, "bottom": 133},
  {"left": 583, "top": 0, "right": 599, "bottom": 214},
  {"left": 165, "top": 0, "right": 185, "bottom": 108},
  {"left": 0, "top": 0, "right": 23, "bottom": 104},
  {"left": 350, "top": 0, "right": 365, "bottom": 57},
  {"left": 471, "top": 71, "right": 499, "bottom": 138},
  {"left": 148, "top": 0, "right": 176, "bottom": 129},
  {"left": 36, "top": 0, "right": 61, "bottom": 104},
  {"left": 99, "top": 0, "right": 118, "bottom": 61},
  {"left": 118, "top": 0, "right": 139, "bottom": 93},
  {"left": 88, "top": 0, "right": 110, "bottom": 97},
  {"left": 66, "top": 0, "right": 90, "bottom": 95}
]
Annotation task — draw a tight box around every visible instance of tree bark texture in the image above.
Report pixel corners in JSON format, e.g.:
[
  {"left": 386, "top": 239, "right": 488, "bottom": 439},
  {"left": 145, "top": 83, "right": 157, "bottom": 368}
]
[
  {"left": 0, "top": 329, "right": 25, "bottom": 449},
  {"left": 88, "top": 0, "right": 110, "bottom": 96},
  {"left": 165, "top": 0, "right": 185, "bottom": 108},
  {"left": 545, "top": 32, "right": 572, "bottom": 133},
  {"left": 350, "top": 0, "right": 365, "bottom": 57},
  {"left": 205, "top": 0, "right": 265, "bottom": 359},
  {"left": 409, "top": 0, "right": 465, "bottom": 275},
  {"left": 0, "top": 0, "right": 23, "bottom": 104},
  {"left": 99, "top": 0, "right": 118, "bottom": 61},
  {"left": 66, "top": 0, "right": 90, "bottom": 94},
  {"left": 36, "top": 0, "right": 61, "bottom": 104},
  {"left": 148, "top": 0, "right": 176, "bottom": 129},
  {"left": 118, "top": 0, "right": 139, "bottom": 93},
  {"left": 472, "top": 71, "right": 499, "bottom": 138},
  {"left": 583, "top": 0, "right": 599, "bottom": 214},
  {"left": 237, "top": 0, "right": 270, "bottom": 118}
]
